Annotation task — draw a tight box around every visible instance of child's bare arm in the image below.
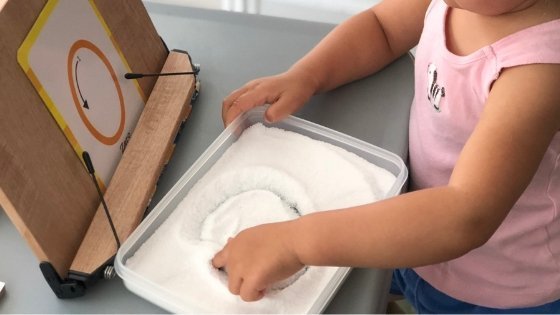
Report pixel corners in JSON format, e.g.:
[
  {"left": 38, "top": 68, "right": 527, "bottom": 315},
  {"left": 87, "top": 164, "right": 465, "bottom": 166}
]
[
  {"left": 290, "top": 0, "right": 430, "bottom": 93},
  {"left": 293, "top": 64, "right": 560, "bottom": 267},
  {"left": 222, "top": 0, "right": 430, "bottom": 125},
  {"left": 213, "top": 64, "right": 560, "bottom": 301}
]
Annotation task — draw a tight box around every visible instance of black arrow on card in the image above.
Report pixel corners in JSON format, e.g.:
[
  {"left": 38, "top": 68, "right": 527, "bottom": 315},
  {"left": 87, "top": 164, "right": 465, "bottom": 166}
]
[{"left": 75, "top": 58, "right": 89, "bottom": 109}]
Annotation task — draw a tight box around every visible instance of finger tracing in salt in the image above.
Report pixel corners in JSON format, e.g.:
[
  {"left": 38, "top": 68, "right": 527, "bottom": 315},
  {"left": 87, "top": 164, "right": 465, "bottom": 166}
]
[{"left": 126, "top": 123, "right": 396, "bottom": 313}]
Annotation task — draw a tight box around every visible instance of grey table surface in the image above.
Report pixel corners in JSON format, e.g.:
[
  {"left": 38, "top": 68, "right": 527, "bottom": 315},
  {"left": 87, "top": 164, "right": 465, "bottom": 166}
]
[{"left": 0, "top": 3, "right": 413, "bottom": 314}]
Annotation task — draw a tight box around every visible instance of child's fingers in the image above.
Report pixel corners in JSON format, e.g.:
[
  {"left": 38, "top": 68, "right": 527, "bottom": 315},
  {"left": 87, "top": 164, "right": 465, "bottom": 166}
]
[
  {"left": 240, "top": 278, "right": 266, "bottom": 302},
  {"left": 223, "top": 100, "right": 246, "bottom": 127},
  {"left": 265, "top": 94, "right": 304, "bottom": 123},
  {"left": 223, "top": 88, "right": 276, "bottom": 126},
  {"left": 223, "top": 86, "right": 250, "bottom": 111},
  {"left": 222, "top": 87, "right": 250, "bottom": 125},
  {"left": 228, "top": 276, "right": 243, "bottom": 296},
  {"left": 223, "top": 91, "right": 260, "bottom": 126},
  {"left": 211, "top": 247, "right": 227, "bottom": 269}
]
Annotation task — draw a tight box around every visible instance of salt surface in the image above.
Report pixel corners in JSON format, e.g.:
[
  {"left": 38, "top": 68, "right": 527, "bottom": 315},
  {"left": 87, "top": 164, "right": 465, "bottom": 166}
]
[{"left": 126, "top": 123, "right": 396, "bottom": 313}]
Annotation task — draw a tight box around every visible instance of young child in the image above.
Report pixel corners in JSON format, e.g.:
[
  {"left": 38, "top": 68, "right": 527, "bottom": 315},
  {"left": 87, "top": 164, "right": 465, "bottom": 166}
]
[{"left": 212, "top": 0, "right": 560, "bottom": 312}]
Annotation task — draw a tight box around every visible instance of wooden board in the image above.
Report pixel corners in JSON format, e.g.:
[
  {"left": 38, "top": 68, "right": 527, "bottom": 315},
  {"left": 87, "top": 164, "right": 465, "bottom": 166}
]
[
  {"left": 70, "top": 51, "right": 196, "bottom": 275},
  {"left": 0, "top": 0, "right": 167, "bottom": 278}
]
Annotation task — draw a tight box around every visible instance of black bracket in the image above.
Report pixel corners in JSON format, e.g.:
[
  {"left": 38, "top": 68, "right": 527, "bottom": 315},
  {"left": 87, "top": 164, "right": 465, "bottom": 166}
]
[
  {"left": 171, "top": 48, "right": 201, "bottom": 104},
  {"left": 40, "top": 256, "right": 115, "bottom": 299},
  {"left": 39, "top": 262, "right": 85, "bottom": 299}
]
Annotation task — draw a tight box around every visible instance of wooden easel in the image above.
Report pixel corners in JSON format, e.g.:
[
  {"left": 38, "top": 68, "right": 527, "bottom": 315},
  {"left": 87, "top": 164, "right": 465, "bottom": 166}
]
[{"left": 0, "top": 0, "right": 197, "bottom": 297}]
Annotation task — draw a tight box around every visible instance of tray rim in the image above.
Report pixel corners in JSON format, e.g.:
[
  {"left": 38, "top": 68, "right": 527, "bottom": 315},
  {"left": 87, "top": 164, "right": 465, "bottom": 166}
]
[{"left": 115, "top": 107, "right": 408, "bottom": 313}]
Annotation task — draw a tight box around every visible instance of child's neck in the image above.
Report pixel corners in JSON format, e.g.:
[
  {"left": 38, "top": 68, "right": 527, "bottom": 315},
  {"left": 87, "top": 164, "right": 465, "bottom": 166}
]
[{"left": 445, "top": 0, "right": 560, "bottom": 56}]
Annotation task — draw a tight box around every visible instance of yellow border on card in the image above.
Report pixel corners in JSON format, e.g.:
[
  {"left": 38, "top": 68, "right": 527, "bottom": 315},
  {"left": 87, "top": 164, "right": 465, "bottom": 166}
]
[
  {"left": 16, "top": 0, "right": 88, "bottom": 170},
  {"left": 17, "top": 0, "right": 67, "bottom": 136},
  {"left": 13, "top": 0, "right": 153, "bottom": 191}
]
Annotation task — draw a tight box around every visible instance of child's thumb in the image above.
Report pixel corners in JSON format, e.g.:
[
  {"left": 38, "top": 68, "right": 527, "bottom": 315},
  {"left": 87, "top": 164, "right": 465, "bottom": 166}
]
[
  {"left": 211, "top": 248, "right": 227, "bottom": 269},
  {"left": 265, "top": 97, "right": 305, "bottom": 123}
]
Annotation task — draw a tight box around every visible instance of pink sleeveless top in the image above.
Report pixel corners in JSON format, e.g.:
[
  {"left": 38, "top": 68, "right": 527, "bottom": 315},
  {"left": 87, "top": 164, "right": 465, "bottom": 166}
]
[{"left": 409, "top": 0, "right": 560, "bottom": 308}]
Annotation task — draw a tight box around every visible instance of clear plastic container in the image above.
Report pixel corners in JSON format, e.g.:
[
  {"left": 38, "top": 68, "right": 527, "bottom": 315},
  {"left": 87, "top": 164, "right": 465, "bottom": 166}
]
[{"left": 115, "top": 108, "right": 408, "bottom": 313}]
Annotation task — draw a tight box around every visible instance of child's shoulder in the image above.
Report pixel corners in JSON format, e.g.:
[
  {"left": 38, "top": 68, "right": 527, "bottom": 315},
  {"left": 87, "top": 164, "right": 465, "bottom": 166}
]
[{"left": 441, "top": 0, "right": 560, "bottom": 58}]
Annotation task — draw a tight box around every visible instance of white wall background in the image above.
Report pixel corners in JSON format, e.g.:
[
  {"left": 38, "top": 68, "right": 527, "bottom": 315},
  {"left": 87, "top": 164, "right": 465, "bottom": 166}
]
[
  {"left": 143, "top": 0, "right": 382, "bottom": 24},
  {"left": 0, "top": 0, "right": 8, "bottom": 12}
]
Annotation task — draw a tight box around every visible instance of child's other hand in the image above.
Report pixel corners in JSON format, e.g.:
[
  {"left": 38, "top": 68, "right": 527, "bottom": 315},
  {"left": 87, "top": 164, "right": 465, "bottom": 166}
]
[
  {"left": 222, "top": 69, "right": 318, "bottom": 126},
  {"left": 211, "top": 221, "right": 305, "bottom": 302}
]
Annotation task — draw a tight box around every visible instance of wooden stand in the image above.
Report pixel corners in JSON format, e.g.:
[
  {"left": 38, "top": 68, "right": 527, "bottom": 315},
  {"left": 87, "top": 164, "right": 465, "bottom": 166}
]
[
  {"left": 70, "top": 50, "right": 196, "bottom": 277},
  {"left": 0, "top": 0, "right": 197, "bottom": 298}
]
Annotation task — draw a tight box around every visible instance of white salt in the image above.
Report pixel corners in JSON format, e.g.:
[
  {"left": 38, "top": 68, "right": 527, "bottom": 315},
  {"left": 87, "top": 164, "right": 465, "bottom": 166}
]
[{"left": 126, "top": 123, "right": 396, "bottom": 313}]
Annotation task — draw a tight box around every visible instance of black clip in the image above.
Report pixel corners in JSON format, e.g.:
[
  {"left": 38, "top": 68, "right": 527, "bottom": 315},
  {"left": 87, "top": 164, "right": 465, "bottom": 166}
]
[
  {"left": 171, "top": 49, "right": 201, "bottom": 104},
  {"left": 39, "top": 262, "right": 85, "bottom": 299}
]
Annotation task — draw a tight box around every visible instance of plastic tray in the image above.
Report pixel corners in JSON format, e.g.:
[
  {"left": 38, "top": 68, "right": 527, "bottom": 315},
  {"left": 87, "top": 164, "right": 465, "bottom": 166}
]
[{"left": 115, "top": 107, "right": 408, "bottom": 313}]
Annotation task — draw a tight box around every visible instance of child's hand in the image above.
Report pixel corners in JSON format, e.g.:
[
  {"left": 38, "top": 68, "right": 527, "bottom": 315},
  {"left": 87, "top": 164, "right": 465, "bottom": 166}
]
[
  {"left": 211, "top": 221, "right": 305, "bottom": 302},
  {"left": 222, "top": 69, "right": 318, "bottom": 126}
]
